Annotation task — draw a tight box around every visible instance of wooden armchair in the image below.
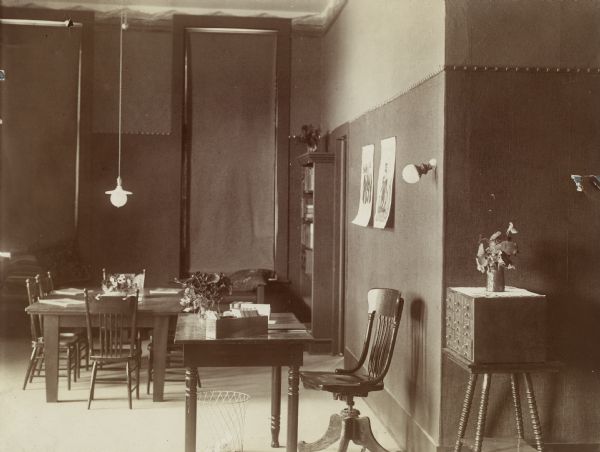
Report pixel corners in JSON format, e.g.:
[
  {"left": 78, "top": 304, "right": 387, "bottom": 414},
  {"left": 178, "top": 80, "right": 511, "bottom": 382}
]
[
  {"left": 84, "top": 290, "right": 141, "bottom": 409},
  {"left": 298, "top": 288, "right": 404, "bottom": 452}
]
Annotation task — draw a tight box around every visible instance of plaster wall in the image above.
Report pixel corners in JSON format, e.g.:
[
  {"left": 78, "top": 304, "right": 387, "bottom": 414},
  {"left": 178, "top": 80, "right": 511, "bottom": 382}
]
[{"left": 320, "top": 0, "right": 445, "bottom": 132}]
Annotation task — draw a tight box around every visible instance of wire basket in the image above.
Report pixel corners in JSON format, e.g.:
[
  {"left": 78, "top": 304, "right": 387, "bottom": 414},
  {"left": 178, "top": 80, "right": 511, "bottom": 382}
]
[{"left": 197, "top": 390, "right": 250, "bottom": 452}]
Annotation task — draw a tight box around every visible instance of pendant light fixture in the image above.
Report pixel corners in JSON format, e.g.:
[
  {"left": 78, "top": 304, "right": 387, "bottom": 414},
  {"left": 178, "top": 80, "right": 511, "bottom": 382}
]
[{"left": 105, "top": 11, "right": 132, "bottom": 208}]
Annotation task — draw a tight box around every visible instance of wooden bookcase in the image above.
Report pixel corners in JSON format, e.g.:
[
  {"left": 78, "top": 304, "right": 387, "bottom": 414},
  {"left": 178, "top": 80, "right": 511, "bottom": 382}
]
[{"left": 297, "top": 151, "right": 335, "bottom": 353}]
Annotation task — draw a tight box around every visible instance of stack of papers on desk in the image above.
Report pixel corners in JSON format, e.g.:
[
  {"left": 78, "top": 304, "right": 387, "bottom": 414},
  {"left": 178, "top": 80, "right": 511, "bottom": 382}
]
[
  {"left": 52, "top": 288, "right": 85, "bottom": 296},
  {"left": 39, "top": 298, "right": 85, "bottom": 307},
  {"left": 149, "top": 288, "right": 181, "bottom": 295}
]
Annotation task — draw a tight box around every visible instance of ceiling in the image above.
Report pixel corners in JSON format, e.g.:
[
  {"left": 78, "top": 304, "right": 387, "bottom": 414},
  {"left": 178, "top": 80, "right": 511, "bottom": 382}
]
[{"left": 2, "top": 0, "right": 346, "bottom": 31}]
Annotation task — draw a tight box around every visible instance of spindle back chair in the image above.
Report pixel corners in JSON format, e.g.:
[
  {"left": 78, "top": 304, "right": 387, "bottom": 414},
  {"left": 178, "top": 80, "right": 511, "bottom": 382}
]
[
  {"left": 298, "top": 288, "right": 404, "bottom": 452},
  {"left": 22, "top": 278, "right": 78, "bottom": 390},
  {"left": 84, "top": 290, "right": 141, "bottom": 409}
]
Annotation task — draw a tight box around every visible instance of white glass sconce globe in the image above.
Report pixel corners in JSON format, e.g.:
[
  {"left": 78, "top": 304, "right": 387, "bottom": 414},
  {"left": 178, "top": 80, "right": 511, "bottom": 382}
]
[{"left": 402, "top": 159, "right": 437, "bottom": 184}]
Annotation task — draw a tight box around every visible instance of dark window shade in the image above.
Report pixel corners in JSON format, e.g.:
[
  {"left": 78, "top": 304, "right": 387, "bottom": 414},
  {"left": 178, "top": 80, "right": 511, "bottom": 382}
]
[
  {"left": 0, "top": 25, "right": 81, "bottom": 250},
  {"left": 188, "top": 31, "right": 276, "bottom": 273}
]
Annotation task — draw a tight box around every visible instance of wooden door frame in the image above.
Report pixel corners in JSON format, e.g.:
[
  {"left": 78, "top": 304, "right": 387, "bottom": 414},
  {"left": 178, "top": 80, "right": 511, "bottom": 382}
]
[{"left": 331, "top": 123, "right": 350, "bottom": 354}]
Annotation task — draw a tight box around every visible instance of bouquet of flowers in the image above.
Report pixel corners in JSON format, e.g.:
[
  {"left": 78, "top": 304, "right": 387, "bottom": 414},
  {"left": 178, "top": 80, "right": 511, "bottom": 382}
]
[
  {"left": 476, "top": 222, "right": 519, "bottom": 273},
  {"left": 291, "top": 124, "right": 321, "bottom": 150},
  {"left": 175, "top": 272, "right": 232, "bottom": 313}
]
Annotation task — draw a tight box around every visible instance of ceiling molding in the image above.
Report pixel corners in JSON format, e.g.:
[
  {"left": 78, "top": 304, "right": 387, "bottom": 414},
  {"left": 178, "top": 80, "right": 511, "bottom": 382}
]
[
  {"left": 0, "top": 0, "right": 347, "bottom": 33},
  {"left": 292, "top": 0, "right": 346, "bottom": 35}
]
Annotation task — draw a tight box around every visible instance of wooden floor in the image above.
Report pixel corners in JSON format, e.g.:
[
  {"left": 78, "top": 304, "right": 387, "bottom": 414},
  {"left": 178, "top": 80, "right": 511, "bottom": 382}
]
[
  {"left": 459, "top": 438, "right": 538, "bottom": 452},
  {"left": 0, "top": 286, "right": 400, "bottom": 452}
]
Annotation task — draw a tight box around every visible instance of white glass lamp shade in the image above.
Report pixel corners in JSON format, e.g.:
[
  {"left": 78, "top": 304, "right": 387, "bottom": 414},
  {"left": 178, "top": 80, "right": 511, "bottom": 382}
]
[
  {"left": 105, "top": 177, "right": 132, "bottom": 208},
  {"left": 402, "top": 164, "right": 421, "bottom": 184}
]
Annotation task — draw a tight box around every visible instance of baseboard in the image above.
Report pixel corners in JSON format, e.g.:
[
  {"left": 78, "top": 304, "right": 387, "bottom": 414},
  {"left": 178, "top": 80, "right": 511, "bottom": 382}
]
[
  {"left": 436, "top": 442, "right": 600, "bottom": 452},
  {"left": 344, "top": 347, "right": 439, "bottom": 452},
  {"left": 309, "top": 338, "right": 333, "bottom": 354},
  {"left": 544, "top": 445, "right": 600, "bottom": 452}
]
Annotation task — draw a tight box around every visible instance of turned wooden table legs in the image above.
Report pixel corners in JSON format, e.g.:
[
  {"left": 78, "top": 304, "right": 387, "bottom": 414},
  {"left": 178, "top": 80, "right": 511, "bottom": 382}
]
[
  {"left": 454, "top": 374, "right": 477, "bottom": 452},
  {"left": 287, "top": 365, "right": 300, "bottom": 452},
  {"left": 185, "top": 365, "right": 300, "bottom": 452},
  {"left": 271, "top": 366, "right": 282, "bottom": 448},
  {"left": 454, "top": 372, "right": 545, "bottom": 452},
  {"left": 185, "top": 367, "right": 199, "bottom": 452},
  {"left": 510, "top": 373, "right": 524, "bottom": 439},
  {"left": 524, "top": 373, "right": 544, "bottom": 452},
  {"left": 473, "top": 373, "right": 491, "bottom": 452}
]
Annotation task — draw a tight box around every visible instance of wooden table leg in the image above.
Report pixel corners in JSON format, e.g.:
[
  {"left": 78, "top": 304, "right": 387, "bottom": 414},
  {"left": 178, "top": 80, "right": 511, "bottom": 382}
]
[
  {"left": 152, "top": 316, "right": 168, "bottom": 402},
  {"left": 454, "top": 373, "right": 478, "bottom": 452},
  {"left": 185, "top": 367, "right": 198, "bottom": 452},
  {"left": 43, "top": 315, "right": 59, "bottom": 403},
  {"left": 473, "top": 373, "right": 491, "bottom": 452},
  {"left": 271, "top": 366, "right": 281, "bottom": 448},
  {"left": 524, "top": 373, "right": 544, "bottom": 452},
  {"left": 510, "top": 373, "right": 524, "bottom": 439},
  {"left": 287, "top": 365, "right": 300, "bottom": 452}
]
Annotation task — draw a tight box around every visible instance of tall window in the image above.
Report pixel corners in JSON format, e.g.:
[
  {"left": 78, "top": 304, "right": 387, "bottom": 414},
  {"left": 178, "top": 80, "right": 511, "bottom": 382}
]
[
  {"left": 176, "top": 17, "right": 291, "bottom": 277},
  {"left": 0, "top": 22, "right": 81, "bottom": 250},
  {"left": 187, "top": 29, "right": 276, "bottom": 272}
]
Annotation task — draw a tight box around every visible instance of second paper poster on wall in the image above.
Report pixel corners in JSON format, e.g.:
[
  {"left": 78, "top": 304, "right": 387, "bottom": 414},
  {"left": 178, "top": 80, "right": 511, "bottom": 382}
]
[{"left": 374, "top": 137, "right": 396, "bottom": 229}]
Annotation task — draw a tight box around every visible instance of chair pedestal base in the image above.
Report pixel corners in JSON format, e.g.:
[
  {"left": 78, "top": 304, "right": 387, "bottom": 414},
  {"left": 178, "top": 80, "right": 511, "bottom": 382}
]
[{"left": 298, "top": 406, "right": 390, "bottom": 452}]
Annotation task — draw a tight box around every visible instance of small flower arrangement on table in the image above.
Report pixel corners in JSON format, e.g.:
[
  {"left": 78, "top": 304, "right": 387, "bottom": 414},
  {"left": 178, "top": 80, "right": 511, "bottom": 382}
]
[
  {"left": 291, "top": 124, "right": 321, "bottom": 151},
  {"left": 476, "top": 222, "right": 519, "bottom": 273},
  {"left": 174, "top": 272, "right": 232, "bottom": 314},
  {"left": 476, "top": 222, "right": 518, "bottom": 292}
]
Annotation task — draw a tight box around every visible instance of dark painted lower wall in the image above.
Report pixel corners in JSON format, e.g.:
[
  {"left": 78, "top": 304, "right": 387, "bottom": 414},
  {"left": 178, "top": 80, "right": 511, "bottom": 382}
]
[
  {"left": 79, "top": 133, "right": 181, "bottom": 286},
  {"left": 442, "top": 69, "right": 600, "bottom": 446},
  {"left": 342, "top": 74, "right": 445, "bottom": 451}
]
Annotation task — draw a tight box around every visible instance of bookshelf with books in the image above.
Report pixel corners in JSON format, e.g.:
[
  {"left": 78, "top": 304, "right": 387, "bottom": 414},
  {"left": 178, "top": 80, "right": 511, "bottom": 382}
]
[{"left": 297, "top": 151, "right": 335, "bottom": 353}]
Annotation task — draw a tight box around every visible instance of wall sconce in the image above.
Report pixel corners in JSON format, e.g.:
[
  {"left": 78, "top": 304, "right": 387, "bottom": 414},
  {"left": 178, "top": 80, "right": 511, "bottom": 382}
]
[
  {"left": 571, "top": 175, "right": 584, "bottom": 192},
  {"left": 571, "top": 175, "right": 600, "bottom": 192},
  {"left": 402, "top": 159, "right": 437, "bottom": 184}
]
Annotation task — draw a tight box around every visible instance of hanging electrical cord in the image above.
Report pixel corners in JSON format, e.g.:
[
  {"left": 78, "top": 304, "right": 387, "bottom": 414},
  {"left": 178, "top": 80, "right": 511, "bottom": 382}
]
[{"left": 105, "top": 10, "right": 132, "bottom": 208}]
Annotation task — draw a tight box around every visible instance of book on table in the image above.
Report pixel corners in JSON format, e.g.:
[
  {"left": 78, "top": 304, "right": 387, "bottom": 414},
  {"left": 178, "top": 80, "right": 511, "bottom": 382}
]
[
  {"left": 51, "top": 288, "right": 85, "bottom": 296},
  {"left": 39, "top": 298, "right": 85, "bottom": 307}
]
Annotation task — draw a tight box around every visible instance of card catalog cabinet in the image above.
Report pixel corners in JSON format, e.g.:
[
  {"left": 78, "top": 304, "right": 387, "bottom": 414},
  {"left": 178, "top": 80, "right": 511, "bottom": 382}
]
[{"left": 445, "top": 287, "right": 547, "bottom": 364}]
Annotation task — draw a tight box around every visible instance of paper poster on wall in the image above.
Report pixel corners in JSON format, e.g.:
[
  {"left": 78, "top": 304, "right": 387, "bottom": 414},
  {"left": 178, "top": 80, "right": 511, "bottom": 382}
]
[
  {"left": 374, "top": 137, "right": 396, "bottom": 229},
  {"left": 352, "top": 144, "right": 375, "bottom": 227}
]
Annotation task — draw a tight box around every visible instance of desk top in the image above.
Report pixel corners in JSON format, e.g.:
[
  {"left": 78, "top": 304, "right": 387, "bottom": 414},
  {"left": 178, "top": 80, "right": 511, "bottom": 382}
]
[
  {"left": 449, "top": 286, "right": 544, "bottom": 299},
  {"left": 174, "top": 312, "right": 313, "bottom": 344},
  {"left": 443, "top": 348, "right": 561, "bottom": 374},
  {"left": 25, "top": 288, "right": 183, "bottom": 316}
]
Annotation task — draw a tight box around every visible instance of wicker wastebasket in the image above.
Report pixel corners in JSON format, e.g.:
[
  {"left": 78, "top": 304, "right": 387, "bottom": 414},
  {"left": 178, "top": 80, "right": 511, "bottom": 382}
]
[{"left": 196, "top": 390, "right": 250, "bottom": 452}]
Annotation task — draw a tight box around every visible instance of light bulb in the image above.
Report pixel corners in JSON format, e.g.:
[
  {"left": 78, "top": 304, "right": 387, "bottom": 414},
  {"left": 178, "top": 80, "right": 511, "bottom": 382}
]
[
  {"left": 402, "top": 164, "right": 420, "bottom": 184},
  {"left": 105, "top": 177, "right": 132, "bottom": 208}
]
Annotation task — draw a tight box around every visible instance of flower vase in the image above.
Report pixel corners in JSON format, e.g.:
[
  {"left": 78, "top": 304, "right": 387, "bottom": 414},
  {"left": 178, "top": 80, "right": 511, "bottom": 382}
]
[{"left": 486, "top": 266, "right": 505, "bottom": 292}]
